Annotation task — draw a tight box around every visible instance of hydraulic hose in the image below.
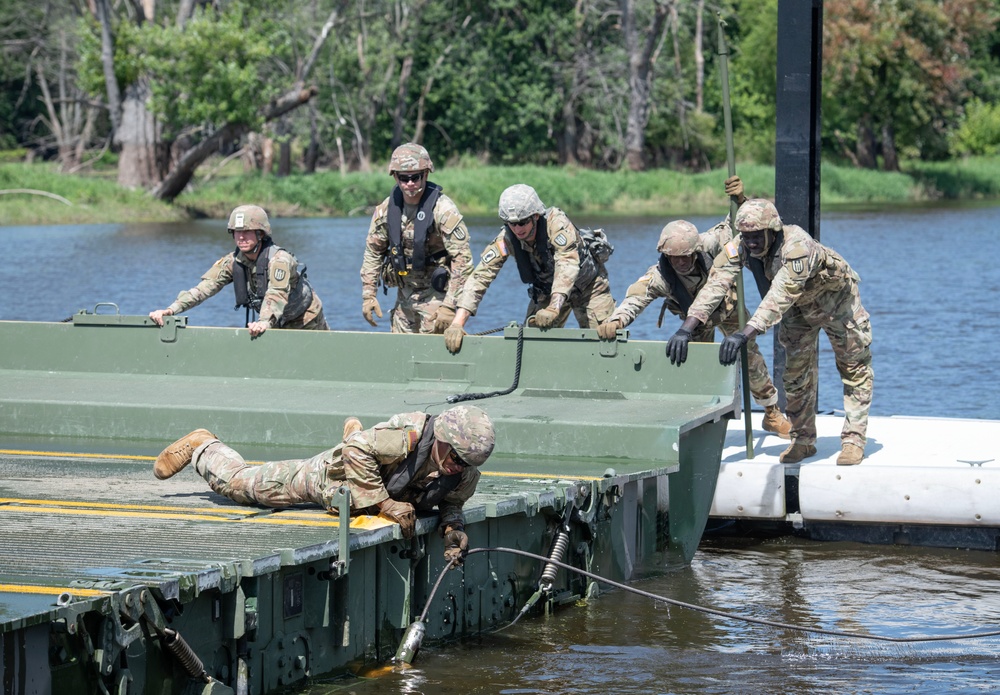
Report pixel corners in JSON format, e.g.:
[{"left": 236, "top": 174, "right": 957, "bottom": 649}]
[
  {"left": 399, "top": 546, "right": 1000, "bottom": 660},
  {"left": 466, "top": 547, "right": 1000, "bottom": 644}
]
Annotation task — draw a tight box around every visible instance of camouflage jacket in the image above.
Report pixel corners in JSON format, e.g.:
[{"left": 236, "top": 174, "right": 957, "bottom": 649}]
[
  {"left": 687, "top": 224, "right": 862, "bottom": 334},
  {"left": 611, "top": 220, "right": 738, "bottom": 327},
  {"left": 360, "top": 192, "right": 472, "bottom": 308},
  {"left": 457, "top": 207, "right": 585, "bottom": 315},
  {"left": 338, "top": 411, "right": 479, "bottom": 528},
  {"left": 168, "top": 246, "right": 319, "bottom": 327}
]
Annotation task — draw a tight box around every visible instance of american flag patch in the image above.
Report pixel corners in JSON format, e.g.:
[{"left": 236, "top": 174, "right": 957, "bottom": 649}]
[{"left": 498, "top": 238, "right": 508, "bottom": 256}]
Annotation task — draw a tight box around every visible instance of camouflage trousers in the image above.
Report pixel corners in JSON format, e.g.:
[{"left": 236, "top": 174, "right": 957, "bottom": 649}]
[
  {"left": 693, "top": 308, "right": 778, "bottom": 408},
  {"left": 527, "top": 274, "right": 616, "bottom": 328},
  {"left": 391, "top": 284, "right": 446, "bottom": 334},
  {"left": 778, "top": 286, "right": 873, "bottom": 448},
  {"left": 192, "top": 440, "right": 367, "bottom": 514}
]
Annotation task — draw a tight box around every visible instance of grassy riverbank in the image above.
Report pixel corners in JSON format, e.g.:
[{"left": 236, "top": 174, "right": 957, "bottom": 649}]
[{"left": 2, "top": 156, "right": 999, "bottom": 226}]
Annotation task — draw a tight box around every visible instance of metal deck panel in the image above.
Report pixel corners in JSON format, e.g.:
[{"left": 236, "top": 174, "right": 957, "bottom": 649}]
[{"left": 0, "top": 441, "right": 671, "bottom": 631}]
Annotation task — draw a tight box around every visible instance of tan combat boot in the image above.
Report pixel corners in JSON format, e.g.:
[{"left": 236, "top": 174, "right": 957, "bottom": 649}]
[
  {"left": 154, "top": 429, "right": 216, "bottom": 480},
  {"left": 837, "top": 442, "right": 864, "bottom": 466},
  {"left": 779, "top": 441, "right": 817, "bottom": 464},
  {"left": 343, "top": 417, "right": 363, "bottom": 441},
  {"left": 761, "top": 405, "right": 792, "bottom": 439}
]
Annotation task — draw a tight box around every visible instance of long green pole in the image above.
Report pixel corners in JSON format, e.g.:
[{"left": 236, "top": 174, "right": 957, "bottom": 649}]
[{"left": 717, "top": 14, "right": 754, "bottom": 459}]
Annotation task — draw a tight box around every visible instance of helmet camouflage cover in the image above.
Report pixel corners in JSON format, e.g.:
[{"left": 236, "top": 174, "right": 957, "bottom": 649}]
[
  {"left": 227, "top": 205, "right": 271, "bottom": 236},
  {"left": 388, "top": 143, "right": 434, "bottom": 174},
  {"left": 657, "top": 220, "right": 700, "bottom": 255},
  {"left": 498, "top": 184, "right": 546, "bottom": 222},
  {"left": 433, "top": 405, "right": 495, "bottom": 467},
  {"left": 734, "top": 199, "right": 782, "bottom": 233}
]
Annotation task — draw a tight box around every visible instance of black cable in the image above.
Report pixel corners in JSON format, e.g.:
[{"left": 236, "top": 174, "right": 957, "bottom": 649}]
[
  {"left": 439, "top": 547, "right": 1000, "bottom": 644},
  {"left": 446, "top": 323, "right": 524, "bottom": 404}
]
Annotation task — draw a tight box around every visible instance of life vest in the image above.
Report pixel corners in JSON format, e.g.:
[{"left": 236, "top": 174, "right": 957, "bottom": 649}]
[
  {"left": 231, "top": 240, "right": 314, "bottom": 326},
  {"left": 504, "top": 215, "right": 599, "bottom": 298},
  {"left": 656, "top": 251, "right": 714, "bottom": 314},
  {"left": 386, "top": 182, "right": 443, "bottom": 275},
  {"left": 382, "top": 415, "right": 462, "bottom": 510},
  {"left": 745, "top": 229, "right": 785, "bottom": 298}
]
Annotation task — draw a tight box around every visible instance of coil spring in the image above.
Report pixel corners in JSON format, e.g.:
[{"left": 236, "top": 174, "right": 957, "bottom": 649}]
[
  {"left": 163, "top": 628, "right": 210, "bottom": 683},
  {"left": 539, "top": 527, "right": 570, "bottom": 589}
]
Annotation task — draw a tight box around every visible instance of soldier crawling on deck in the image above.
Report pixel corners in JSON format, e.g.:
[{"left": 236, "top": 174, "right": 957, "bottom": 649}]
[
  {"left": 598, "top": 176, "right": 791, "bottom": 440},
  {"left": 667, "top": 198, "right": 873, "bottom": 467},
  {"left": 148, "top": 205, "right": 328, "bottom": 338},
  {"left": 152, "top": 405, "right": 495, "bottom": 566}
]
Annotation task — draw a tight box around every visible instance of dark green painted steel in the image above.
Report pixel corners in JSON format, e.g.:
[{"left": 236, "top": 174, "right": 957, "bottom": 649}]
[{"left": 0, "top": 317, "right": 737, "bottom": 694}]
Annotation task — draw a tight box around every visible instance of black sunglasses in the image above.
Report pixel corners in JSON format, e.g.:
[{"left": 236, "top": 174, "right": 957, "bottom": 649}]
[
  {"left": 450, "top": 446, "right": 470, "bottom": 469},
  {"left": 507, "top": 218, "right": 532, "bottom": 228},
  {"left": 397, "top": 172, "right": 425, "bottom": 183}
]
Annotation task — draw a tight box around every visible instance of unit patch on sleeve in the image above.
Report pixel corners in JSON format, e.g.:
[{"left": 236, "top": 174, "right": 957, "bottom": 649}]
[
  {"left": 269, "top": 259, "right": 291, "bottom": 289},
  {"left": 553, "top": 233, "right": 568, "bottom": 247}
]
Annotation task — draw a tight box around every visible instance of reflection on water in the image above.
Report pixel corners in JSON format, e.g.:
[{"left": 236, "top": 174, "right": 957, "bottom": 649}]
[
  {"left": 299, "top": 538, "right": 1000, "bottom": 695},
  {"left": 3, "top": 205, "right": 1000, "bottom": 693}
]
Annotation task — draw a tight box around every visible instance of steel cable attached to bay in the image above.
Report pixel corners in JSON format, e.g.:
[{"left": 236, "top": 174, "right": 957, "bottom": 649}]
[{"left": 425, "top": 547, "right": 1000, "bottom": 643}]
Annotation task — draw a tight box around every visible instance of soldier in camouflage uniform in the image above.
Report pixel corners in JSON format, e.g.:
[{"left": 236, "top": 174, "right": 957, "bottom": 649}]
[
  {"left": 667, "top": 199, "right": 873, "bottom": 466},
  {"left": 149, "top": 205, "right": 327, "bottom": 337},
  {"left": 152, "top": 405, "right": 495, "bottom": 565},
  {"left": 598, "top": 211, "right": 791, "bottom": 439},
  {"left": 360, "top": 143, "right": 473, "bottom": 334},
  {"left": 444, "top": 184, "right": 615, "bottom": 352}
]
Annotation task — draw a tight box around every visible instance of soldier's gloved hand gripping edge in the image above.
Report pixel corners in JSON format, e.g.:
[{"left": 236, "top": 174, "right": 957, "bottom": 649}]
[{"left": 667, "top": 317, "right": 701, "bottom": 366}]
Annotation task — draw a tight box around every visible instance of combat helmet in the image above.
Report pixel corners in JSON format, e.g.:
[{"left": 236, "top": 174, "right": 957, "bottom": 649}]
[
  {"left": 227, "top": 205, "right": 271, "bottom": 237},
  {"left": 433, "top": 405, "right": 495, "bottom": 467},
  {"left": 498, "top": 184, "right": 546, "bottom": 223},
  {"left": 735, "top": 199, "right": 782, "bottom": 233},
  {"left": 735, "top": 199, "right": 782, "bottom": 258},
  {"left": 657, "top": 220, "right": 700, "bottom": 256},
  {"left": 388, "top": 143, "right": 434, "bottom": 175}
]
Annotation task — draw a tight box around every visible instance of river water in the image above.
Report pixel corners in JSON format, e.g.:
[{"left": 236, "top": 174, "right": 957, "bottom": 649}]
[{"left": 2, "top": 204, "right": 999, "bottom": 693}]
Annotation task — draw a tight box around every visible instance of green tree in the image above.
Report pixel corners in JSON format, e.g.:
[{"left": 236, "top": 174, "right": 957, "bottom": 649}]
[{"left": 823, "top": 0, "right": 999, "bottom": 170}]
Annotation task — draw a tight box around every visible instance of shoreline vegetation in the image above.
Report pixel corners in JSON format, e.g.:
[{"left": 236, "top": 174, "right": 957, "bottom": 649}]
[{"left": 1, "top": 156, "right": 999, "bottom": 226}]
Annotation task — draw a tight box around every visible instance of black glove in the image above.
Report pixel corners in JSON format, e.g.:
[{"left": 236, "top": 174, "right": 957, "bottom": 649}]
[
  {"left": 719, "top": 333, "right": 748, "bottom": 366},
  {"left": 666, "top": 328, "right": 692, "bottom": 365}
]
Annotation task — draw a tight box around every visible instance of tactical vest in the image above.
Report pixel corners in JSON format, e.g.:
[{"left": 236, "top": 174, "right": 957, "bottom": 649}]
[
  {"left": 657, "top": 251, "right": 714, "bottom": 314},
  {"left": 231, "top": 240, "right": 314, "bottom": 326},
  {"left": 745, "top": 230, "right": 784, "bottom": 299},
  {"left": 386, "top": 182, "right": 443, "bottom": 275},
  {"left": 382, "top": 415, "right": 462, "bottom": 510},
  {"left": 504, "top": 215, "right": 600, "bottom": 298}
]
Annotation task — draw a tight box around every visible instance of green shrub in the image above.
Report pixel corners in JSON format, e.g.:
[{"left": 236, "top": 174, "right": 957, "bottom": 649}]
[{"left": 951, "top": 100, "right": 1000, "bottom": 157}]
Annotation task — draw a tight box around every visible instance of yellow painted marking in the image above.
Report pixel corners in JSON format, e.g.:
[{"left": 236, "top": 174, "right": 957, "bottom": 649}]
[
  {"left": 0, "top": 584, "right": 109, "bottom": 598},
  {"left": 0, "top": 498, "right": 388, "bottom": 529},
  {"left": 482, "top": 471, "right": 603, "bottom": 481},
  {"left": 0, "top": 448, "right": 603, "bottom": 480},
  {"left": 0, "top": 448, "right": 156, "bottom": 461},
  {"left": 0, "top": 497, "right": 259, "bottom": 516},
  {"left": 0, "top": 449, "right": 265, "bottom": 465}
]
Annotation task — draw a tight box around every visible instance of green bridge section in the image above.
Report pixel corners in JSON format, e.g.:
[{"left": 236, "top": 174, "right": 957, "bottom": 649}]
[
  {"left": 0, "top": 314, "right": 736, "bottom": 465},
  {"left": 0, "top": 314, "right": 737, "bottom": 695}
]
